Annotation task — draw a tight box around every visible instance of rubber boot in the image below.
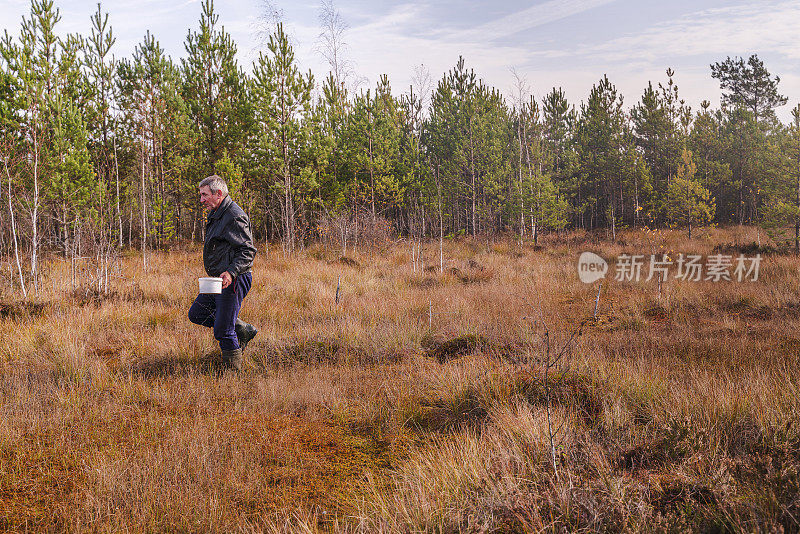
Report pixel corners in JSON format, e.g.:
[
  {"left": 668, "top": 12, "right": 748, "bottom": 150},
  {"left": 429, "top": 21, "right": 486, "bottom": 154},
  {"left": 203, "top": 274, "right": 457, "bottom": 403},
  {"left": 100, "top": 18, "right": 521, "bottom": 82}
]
[
  {"left": 221, "top": 348, "right": 243, "bottom": 371},
  {"left": 235, "top": 318, "right": 258, "bottom": 352}
]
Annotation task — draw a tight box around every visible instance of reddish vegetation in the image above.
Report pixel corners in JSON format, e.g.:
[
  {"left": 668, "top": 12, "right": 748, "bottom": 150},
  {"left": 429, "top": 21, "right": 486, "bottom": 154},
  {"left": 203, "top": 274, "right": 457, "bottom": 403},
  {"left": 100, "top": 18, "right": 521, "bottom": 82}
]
[{"left": 0, "top": 226, "right": 798, "bottom": 532}]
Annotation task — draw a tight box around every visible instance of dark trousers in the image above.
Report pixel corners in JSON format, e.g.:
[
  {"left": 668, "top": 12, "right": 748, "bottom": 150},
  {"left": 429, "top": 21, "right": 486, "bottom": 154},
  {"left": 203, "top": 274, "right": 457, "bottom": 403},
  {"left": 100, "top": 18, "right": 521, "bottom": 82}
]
[{"left": 188, "top": 272, "right": 252, "bottom": 351}]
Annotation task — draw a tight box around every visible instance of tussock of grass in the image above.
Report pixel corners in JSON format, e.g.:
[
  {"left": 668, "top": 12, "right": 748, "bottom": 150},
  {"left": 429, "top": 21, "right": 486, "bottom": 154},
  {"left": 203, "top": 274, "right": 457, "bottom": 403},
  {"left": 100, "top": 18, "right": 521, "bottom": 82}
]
[
  {"left": 334, "top": 256, "right": 360, "bottom": 268},
  {"left": 422, "top": 333, "right": 487, "bottom": 363},
  {"left": 0, "top": 300, "right": 50, "bottom": 319}
]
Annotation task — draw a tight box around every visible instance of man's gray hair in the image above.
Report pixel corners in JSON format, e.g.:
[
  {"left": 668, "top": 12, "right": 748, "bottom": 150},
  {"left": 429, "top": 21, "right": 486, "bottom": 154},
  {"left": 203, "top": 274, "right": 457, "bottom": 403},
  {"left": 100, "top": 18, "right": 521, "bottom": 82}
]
[{"left": 199, "top": 174, "right": 228, "bottom": 196}]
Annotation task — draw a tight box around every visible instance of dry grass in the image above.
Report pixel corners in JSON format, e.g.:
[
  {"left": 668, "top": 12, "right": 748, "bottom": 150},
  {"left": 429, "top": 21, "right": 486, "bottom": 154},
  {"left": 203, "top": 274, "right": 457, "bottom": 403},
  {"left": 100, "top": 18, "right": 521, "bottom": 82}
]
[{"left": 0, "top": 226, "right": 798, "bottom": 532}]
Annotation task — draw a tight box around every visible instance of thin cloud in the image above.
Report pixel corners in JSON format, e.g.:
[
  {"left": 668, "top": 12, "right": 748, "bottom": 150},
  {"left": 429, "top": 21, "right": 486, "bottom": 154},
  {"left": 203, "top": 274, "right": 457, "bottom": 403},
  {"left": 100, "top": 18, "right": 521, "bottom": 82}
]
[
  {"left": 579, "top": 1, "right": 800, "bottom": 63},
  {"left": 322, "top": 3, "right": 530, "bottom": 89},
  {"left": 446, "top": 0, "right": 618, "bottom": 42}
]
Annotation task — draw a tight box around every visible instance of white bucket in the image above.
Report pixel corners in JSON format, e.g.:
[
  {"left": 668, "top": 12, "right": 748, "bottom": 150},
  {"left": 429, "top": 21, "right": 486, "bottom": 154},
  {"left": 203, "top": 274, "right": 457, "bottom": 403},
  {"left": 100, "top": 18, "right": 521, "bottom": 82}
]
[{"left": 199, "top": 277, "right": 223, "bottom": 294}]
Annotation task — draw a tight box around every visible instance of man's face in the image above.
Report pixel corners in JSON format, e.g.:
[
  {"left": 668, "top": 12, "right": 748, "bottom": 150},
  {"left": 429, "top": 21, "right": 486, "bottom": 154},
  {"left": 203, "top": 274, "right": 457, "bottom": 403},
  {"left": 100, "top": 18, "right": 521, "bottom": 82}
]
[{"left": 200, "top": 186, "right": 225, "bottom": 210}]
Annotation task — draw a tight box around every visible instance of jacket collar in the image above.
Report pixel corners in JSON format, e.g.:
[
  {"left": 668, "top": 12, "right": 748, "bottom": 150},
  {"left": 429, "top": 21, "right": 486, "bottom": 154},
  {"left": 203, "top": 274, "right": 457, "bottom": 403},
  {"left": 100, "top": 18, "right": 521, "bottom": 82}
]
[{"left": 207, "top": 195, "right": 232, "bottom": 221}]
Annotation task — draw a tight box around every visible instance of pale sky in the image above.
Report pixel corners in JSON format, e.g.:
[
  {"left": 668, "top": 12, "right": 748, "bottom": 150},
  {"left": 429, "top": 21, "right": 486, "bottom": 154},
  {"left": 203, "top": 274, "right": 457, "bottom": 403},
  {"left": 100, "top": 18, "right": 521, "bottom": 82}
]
[{"left": 3, "top": 0, "right": 800, "bottom": 121}]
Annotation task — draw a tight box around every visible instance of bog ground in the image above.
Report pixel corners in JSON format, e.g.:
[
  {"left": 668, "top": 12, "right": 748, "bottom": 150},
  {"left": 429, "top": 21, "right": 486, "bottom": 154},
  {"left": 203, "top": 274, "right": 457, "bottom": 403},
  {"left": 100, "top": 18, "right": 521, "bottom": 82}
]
[{"left": 1, "top": 227, "right": 798, "bottom": 532}]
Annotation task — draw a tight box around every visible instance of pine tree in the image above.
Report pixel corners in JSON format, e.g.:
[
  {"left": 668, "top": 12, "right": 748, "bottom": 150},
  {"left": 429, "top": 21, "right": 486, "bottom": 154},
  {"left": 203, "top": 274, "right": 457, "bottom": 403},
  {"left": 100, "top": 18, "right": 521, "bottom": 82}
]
[
  {"left": 15, "top": 0, "right": 63, "bottom": 291},
  {"left": 542, "top": 88, "right": 577, "bottom": 227},
  {"left": 48, "top": 32, "right": 96, "bottom": 255},
  {"left": 434, "top": 57, "right": 479, "bottom": 235},
  {"left": 118, "top": 32, "right": 193, "bottom": 256},
  {"left": 471, "top": 83, "right": 513, "bottom": 235},
  {"left": 424, "top": 57, "right": 513, "bottom": 236},
  {"left": 85, "top": 2, "right": 120, "bottom": 244},
  {"left": 710, "top": 55, "right": 786, "bottom": 225},
  {"left": 630, "top": 69, "right": 690, "bottom": 224},
  {"left": 575, "top": 75, "right": 625, "bottom": 230},
  {"left": 182, "top": 0, "right": 249, "bottom": 178},
  {"left": 542, "top": 88, "right": 575, "bottom": 186},
  {"left": 722, "top": 105, "right": 765, "bottom": 225},
  {"left": 344, "top": 76, "right": 402, "bottom": 219},
  {"left": 397, "top": 82, "right": 428, "bottom": 238},
  {"left": 762, "top": 104, "right": 800, "bottom": 252},
  {"left": 711, "top": 54, "right": 787, "bottom": 126},
  {"left": 424, "top": 70, "right": 459, "bottom": 236},
  {"left": 316, "top": 72, "right": 349, "bottom": 211},
  {"left": 665, "top": 147, "right": 715, "bottom": 238},
  {"left": 690, "top": 100, "right": 733, "bottom": 221},
  {"left": 49, "top": 90, "right": 95, "bottom": 254},
  {"left": 251, "top": 22, "right": 313, "bottom": 251}
]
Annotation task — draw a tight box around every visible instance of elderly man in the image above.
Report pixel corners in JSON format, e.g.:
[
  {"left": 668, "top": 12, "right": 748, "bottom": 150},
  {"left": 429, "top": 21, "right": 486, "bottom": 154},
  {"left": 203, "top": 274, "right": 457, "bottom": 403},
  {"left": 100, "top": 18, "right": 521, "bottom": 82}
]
[{"left": 188, "top": 174, "right": 258, "bottom": 370}]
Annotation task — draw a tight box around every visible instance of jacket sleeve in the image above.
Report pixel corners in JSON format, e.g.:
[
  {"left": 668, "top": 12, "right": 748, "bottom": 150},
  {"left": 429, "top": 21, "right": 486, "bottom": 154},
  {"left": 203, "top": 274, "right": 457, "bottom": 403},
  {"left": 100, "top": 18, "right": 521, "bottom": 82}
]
[{"left": 223, "top": 214, "right": 256, "bottom": 277}]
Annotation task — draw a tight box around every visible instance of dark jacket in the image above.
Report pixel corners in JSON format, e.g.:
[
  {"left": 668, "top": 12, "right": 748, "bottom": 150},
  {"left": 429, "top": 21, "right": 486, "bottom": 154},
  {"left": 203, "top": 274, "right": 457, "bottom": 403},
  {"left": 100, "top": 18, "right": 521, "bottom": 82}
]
[{"left": 204, "top": 195, "right": 256, "bottom": 278}]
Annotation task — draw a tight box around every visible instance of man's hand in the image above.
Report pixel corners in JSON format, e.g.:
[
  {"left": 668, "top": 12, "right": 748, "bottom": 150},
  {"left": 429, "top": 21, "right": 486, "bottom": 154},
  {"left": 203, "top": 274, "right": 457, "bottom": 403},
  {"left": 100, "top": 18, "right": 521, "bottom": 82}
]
[{"left": 221, "top": 271, "right": 233, "bottom": 289}]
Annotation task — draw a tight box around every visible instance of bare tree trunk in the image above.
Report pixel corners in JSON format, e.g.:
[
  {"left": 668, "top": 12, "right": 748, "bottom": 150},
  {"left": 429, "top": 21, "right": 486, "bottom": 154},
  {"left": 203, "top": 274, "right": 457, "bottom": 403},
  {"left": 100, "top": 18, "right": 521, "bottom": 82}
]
[
  {"left": 437, "top": 165, "right": 444, "bottom": 274},
  {"left": 511, "top": 69, "right": 528, "bottom": 244},
  {"left": 634, "top": 167, "right": 640, "bottom": 229},
  {"left": 31, "top": 129, "right": 40, "bottom": 295},
  {"left": 738, "top": 177, "right": 744, "bottom": 226},
  {"left": 283, "top": 165, "right": 293, "bottom": 252},
  {"left": 528, "top": 159, "right": 537, "bottom": 246},
  {"left": 687, "top": 177, "right": 692, "bottom": 239},
  {"left": 470, "top": 123, "right": 477, "bottom": 237},
  {"left": 796, "top": 155, "right": 800, "bottom": 255},
  {"left": 518, "top": 117, "right": 525, "bottom": 244},
  {"left": 280, "top": 90, "right": 295, "bottom": 253},
  {"left": 159, "top": 133, "right": 167, "bottom": 246},
  {"left": 3, "top": 158, "right": 26, "bottom": 298},
  {"left": 421, "top": 202, "right": 426, "bottom": 238},
  {"left": 611, "top": 203, "right": 616, "bottom": 241},
  {"left": 519, "top": 169, "right": 525, "bottom": 242},
  {"left": 140, "top": 131, "right": 148, "bottom": 270},
  {"left": 369, "top": 107, "right": 375, "bottom": 218}
]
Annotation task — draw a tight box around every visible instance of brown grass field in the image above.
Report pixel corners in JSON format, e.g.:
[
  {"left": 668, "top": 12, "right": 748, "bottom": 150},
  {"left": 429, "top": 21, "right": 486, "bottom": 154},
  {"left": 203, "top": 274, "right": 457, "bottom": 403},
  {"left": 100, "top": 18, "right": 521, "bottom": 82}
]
[{"left": 1, "top": 226, "right": 798, "bottom": 533}]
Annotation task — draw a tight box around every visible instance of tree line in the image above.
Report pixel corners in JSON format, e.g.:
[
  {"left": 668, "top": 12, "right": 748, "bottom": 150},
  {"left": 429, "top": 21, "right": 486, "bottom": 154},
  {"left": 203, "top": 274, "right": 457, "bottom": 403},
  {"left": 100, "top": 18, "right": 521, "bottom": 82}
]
[{"left": 2, "top": 0, "right": 800, "bottom": 291}]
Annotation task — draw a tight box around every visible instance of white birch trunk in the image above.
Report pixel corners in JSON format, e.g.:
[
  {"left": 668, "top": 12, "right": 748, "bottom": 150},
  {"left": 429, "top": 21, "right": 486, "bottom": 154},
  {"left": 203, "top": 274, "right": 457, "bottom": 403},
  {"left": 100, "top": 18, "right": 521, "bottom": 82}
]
[{"left": 3, "top": 158, "right": 26, "bottom": 298}]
